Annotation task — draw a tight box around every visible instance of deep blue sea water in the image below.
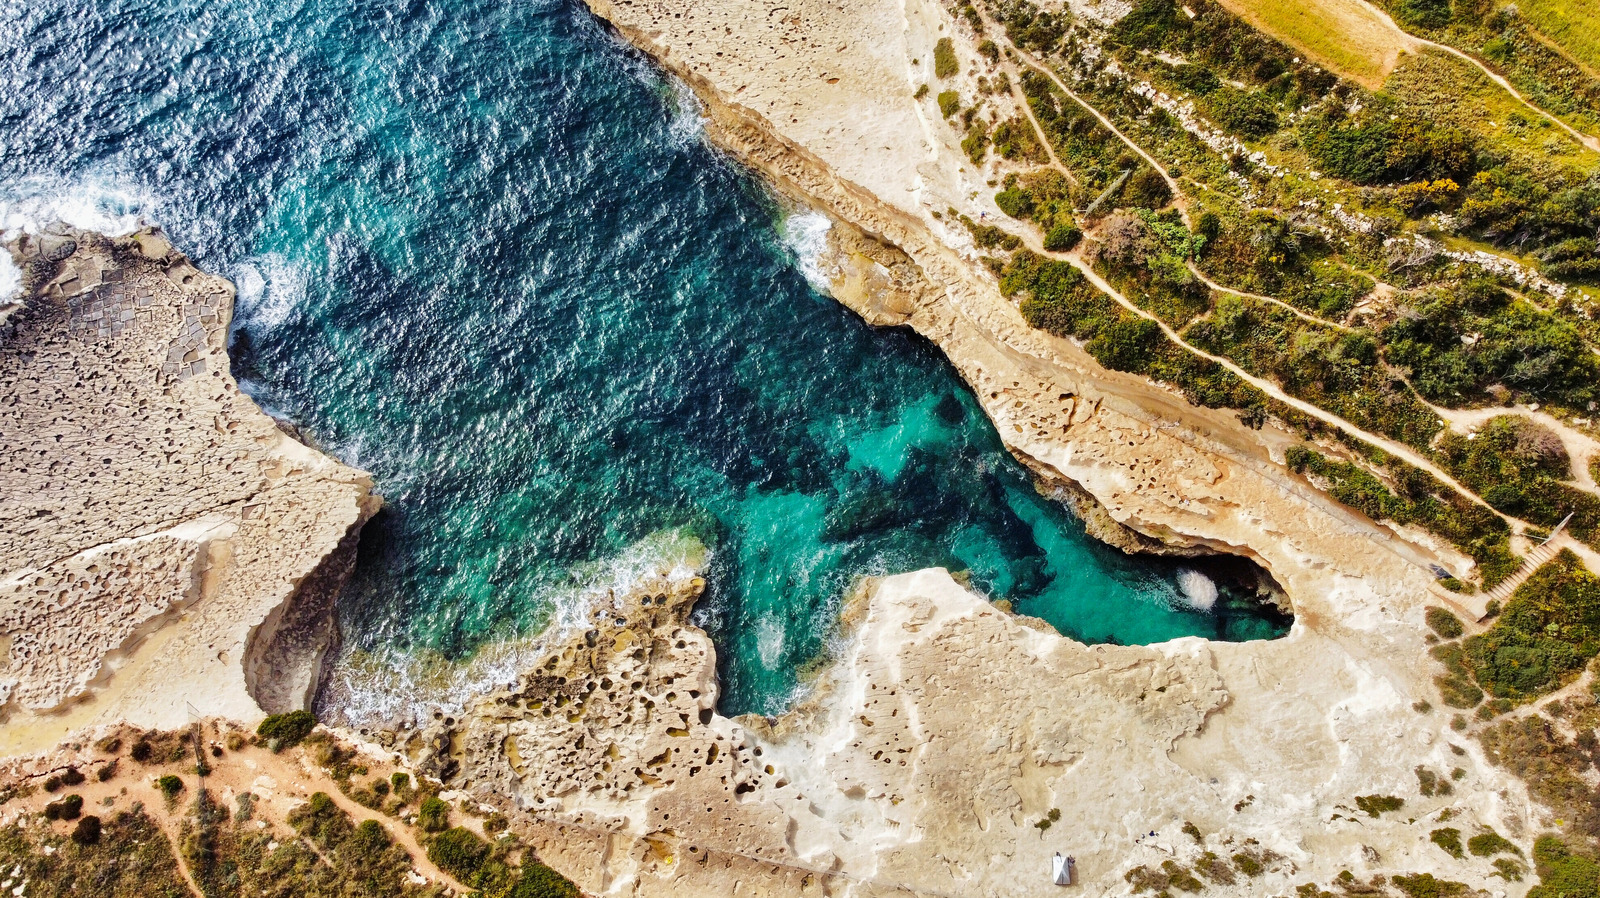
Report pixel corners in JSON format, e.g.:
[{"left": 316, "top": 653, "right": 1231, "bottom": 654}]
[{"left": 0, "top": 0, "right": 1288, "bottom": 718}]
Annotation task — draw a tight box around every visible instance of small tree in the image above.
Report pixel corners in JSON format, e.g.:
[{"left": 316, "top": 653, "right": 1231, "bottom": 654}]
[
  {"left": 70, "top": 815, "right": 101, "bottom": 846},
  {"left": 418, "top": 795, "right": 451, "bottom": 833},
  {"left": 429, "top": 826, "right": 490, "bottom": 881},
  {"left": 257, "top": 710, "right": 316, "bottom": 751}
]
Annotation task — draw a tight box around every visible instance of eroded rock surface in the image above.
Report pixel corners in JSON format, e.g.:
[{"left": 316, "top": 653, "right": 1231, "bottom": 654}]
[
  {"left": 413, "top": 566, "right": 1518, "bottom": 897},
  {"left": 0, "top": 228, "right": 375, "bottom": 748}
]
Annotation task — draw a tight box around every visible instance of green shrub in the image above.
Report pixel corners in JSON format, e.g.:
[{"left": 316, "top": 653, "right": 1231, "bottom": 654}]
[
  {"left": 511, "top": 862, "right": 581, "bottom": 898},
  {"left": 1384, "top": 286, "right": 1600, "bottom": 414},
  {"left": 1431, "top": 642, "right": 1484, "bottom": 708},
  {"left": 1530, "top": 836, "right": 1600, "bottom": 898},
  {"left": 1430, "top": 827, "right": 1464, "bottom": 858},
  {"left": 1426, "top": 607, "right": 1464, "bottom": 638},
  {"left": 937, "top": 90, "right": 960, "bottom": 118},
  {"left": 1493, "top": 857, "right": 1525, "bottom": 881},
  {"left": 429, "top": 826, "right": 490, "bottom": 881},
  {"left": 1416, "top": 766, "right": 1452, "bottom": 797},
  {"left": 995, "top": 188, "right": 1034, "bottom": 219},
  {"left": 1394, "top": 0, "right": 1452, "bottom": 28},
  {"left": 934, "top": 38, "right": 958, "bottom": 79},
  {"left": 978, "top": 39, "right": 999, "bottom": 62},
  {"left": 1232, "top": 852, "right": 1264, "bottom": 877},
  {"left": 1464, "top": 550, "right": 1600, "bottom": 700},
  {"left": 157, "top": 775, "right": 183, "bottom": 800},
  {"left": 1205, "top": 87, "right": 1278, "bottom": 138},
  {"left": 1115, "top": 0, "right": 1182, "bottom": 49},
  {"left": 257, "top": 710, "right": 317, "bottom": 750},
  {"left": 1354, "top": 794, "right": 1404, "bottom": 817},
  {"left": 1043, "top": 223, "right": 1081, "bottom": 252},
  {"left": 1299, "top": 98, "right": 1476, "bottom": 185},
  {"left": 956, "top": 213, "right": 1020, "bottom": 250},
  {"left": 70, "top": 815, "right": 101, "bottom": 846},
  {"left": 418, "top": 795, "right": 451, "bottom": 833},
  {"left": 1468, "top": 828, "right": 1520, "bottom": 857},
  {"left": 44, "top": 794, "right": 83, "bottom": 821},
  {"left": 1391, "top": 872, "right": 1469, "bottom": 898}
]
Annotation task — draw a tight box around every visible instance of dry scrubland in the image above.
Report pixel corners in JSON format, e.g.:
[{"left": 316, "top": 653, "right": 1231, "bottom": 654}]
[
  {"left": 1514, "top": 0, "right": 1600, "bottom": 74},
  {"left": 1211, "top": 0, "right": 1418, "bottom": 86}
]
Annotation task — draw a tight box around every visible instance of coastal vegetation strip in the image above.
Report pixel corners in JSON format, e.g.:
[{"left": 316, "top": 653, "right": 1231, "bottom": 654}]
[
  {"left": 0, "top": 718, "right": 580, "bottom": 898},
  {"left": 946, "top": 0, "right": 1600, "bottom": 584}
]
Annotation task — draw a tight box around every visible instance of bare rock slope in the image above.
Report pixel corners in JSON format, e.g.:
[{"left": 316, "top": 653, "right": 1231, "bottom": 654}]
[{"left": 0, "top": 228, "right": 375, "bottom": 752}]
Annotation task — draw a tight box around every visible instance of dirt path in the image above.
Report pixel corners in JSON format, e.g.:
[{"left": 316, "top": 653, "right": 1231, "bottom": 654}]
[
  {"left": 1184, "top": 262, "right": 1357, "bottom": 331},
  {"left": 302, "top": 763, "right": 467, "bottom": 892},
  {"left": 979, "top": 13, "right": 1191, "bottom": 227},
  {"left": 986, "top": 33, "right": 1078, "bottom": 186},
  {"left": 968, "top": 10, "right": 1600, "bottom": 579},
  {"left": 1345, "top": 0, "right": 1600, "bottom": 153},
  {"left": 0, "top": 728, "right": 467, "bottom": 895}
]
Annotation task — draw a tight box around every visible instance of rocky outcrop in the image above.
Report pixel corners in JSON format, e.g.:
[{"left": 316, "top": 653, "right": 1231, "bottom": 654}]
[
  {"left": 0, "top": 227, "right": 375, "bottom": 750},
  {"left": 409, "top": 562, "right": 1520, "bottom": 897}
]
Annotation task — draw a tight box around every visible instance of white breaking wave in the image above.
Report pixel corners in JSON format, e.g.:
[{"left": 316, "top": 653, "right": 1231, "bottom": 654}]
[
  {"left": 0, "top": 174, "right": 160, "bottom": 237},
  {"left": 0, "top": 249, "right": 21, "bottom": 305},
  {"left": 781, "top": 210, "right": 834, "bottom": 293},
  {"left": 666, "top": 83, "right": 708, "bottom": 148},
  {"left": 319, "top": 529, "right": 708, "bottom": 729},
  {"left": 755, "top": 613, "right": 786, "bottom": 670},
  {"left": 1174, "top": 568, "right": 1219, "bottom": 612},
  {"left": 231, "top": 252, "right": 307, "bottom": 332}
]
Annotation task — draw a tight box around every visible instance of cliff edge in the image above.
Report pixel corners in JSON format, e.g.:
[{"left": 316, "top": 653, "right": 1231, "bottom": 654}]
[{"left": 0, "top": 227, "right": 376, "bottom": 753}]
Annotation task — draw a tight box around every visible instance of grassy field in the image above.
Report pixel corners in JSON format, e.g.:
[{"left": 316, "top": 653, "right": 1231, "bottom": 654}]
[
  {"left": 1515, "top": 0, "right": 1600, "bottom": 76},
  {"left": 1211, "top": 0, "right": 1418, "bottom": 87}
]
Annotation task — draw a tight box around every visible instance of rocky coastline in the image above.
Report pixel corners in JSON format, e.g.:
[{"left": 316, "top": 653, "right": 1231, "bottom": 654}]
[
  {"left": 0, "top": 226, "right": 376, "bottom": 752},
  {"left": 0, "top": 3, "right": 1558, "bottom": 894}
]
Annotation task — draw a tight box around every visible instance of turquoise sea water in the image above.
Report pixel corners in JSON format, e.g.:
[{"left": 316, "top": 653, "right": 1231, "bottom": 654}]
[{"left": 0, "top": 0, "right": 1288, "bottom": 718}]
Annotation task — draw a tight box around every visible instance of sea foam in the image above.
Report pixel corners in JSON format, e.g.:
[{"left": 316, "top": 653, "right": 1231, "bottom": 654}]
[
  {"left": 0, "top": 249, "right": 21, "bottom": 304},
  {"left": 1175, "top": 568, "right": 1219, "bottom": 612},
  {"left": 782, "top": 210, "right": 834, "bottom": 293},
  {"left": 318, "top": 530, "right": 708, "bottom": 729},
  {"left": 0, "top": 175, "right": 159, "bottom": 237},
  {"left": 231, "top": 253, "right": 307, "bottom": 332}
]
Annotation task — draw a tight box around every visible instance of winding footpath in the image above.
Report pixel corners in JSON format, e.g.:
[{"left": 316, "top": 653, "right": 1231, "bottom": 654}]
[
  {"left": 1184, "top": 262, "right": 1357, "bottom": 331},
  {"left": 966, "top": 17, "right": 1600, "bottom": 582},
  {"left": 979, "top": 10, "right": 1190, "bottom": 227},
  {"left": 1345, "top": 0, "right": 1600, "bottom": 154}
]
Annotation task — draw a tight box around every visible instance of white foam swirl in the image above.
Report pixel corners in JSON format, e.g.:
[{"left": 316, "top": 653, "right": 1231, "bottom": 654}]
[
  {"left": 1175, "top": 568, "right": 1218, "bottom": 612},
  {"left": 231, "top": 252, "right": 307, "bottom": 332},
  {"left": 781, "top": 211, "right": 833, "bottom": 293},
  {"left": 0, "top": 174, "right": 159, "bottom": 237}
]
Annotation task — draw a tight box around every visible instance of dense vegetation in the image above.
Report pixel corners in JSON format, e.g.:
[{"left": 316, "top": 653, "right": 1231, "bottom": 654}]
[
  {"left": 1435, "top": 416, "right": 1600, "bottom": 549},
  {"left": 0, "top": 807, "right": 189, "bottom": 898},
  {"left": 1002, "top": 250, "right": 1269, "bottom": 418},
  {"left": 1187, "top": 296, "right": 1444, "bottom": 447},
  {"left": 257, "top": 711, "right": 317, "bottom": 750},
  {"left": 1297, "top": 96, "right": 1478, "bottom": 186},
  {"left": 1285, "top": 445, "right": 1516, "bottom": 583},
  {"left": 1383, "top": 282, "right": 1600, "bottom": 409},
  {"left": 1464, "top": 550, "right": 1600, "bottom": 699},
  {"left": 1112, "top": 0, "right": 1338, "bottom": 117}
]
